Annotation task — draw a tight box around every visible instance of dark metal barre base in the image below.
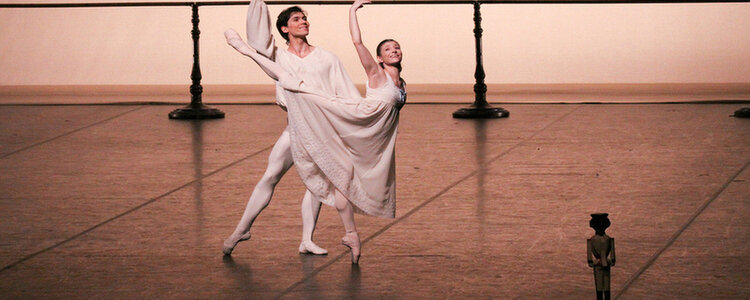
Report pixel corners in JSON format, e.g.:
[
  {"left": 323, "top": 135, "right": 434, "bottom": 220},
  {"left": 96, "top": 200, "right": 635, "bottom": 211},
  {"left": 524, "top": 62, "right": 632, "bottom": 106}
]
[
  {"left": 169, "top": 104, "right": 225, "bottom": 119},
  {"left": 734, "top": 107, "right": 750, "bottom": 118},
  {"left": 453, "top": 106, "right": 510, "bottom": 119}
]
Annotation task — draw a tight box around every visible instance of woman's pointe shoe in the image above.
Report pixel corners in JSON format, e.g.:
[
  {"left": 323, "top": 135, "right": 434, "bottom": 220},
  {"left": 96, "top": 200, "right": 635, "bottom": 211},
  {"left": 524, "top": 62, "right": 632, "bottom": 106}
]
[
  {"left": 298, "top": 241, "right": 328, "bottom": 255},
  {"left": 222, "top": 232, "right": 251, "bottom": 256},
  {"left": 341, "top": 232, "right": 361, "bottom": 264}
]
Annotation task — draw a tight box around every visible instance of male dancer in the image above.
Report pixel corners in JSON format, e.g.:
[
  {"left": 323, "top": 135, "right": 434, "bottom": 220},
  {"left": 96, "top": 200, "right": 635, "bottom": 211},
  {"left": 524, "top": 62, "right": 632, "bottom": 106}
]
[{"left": 222, "top": 0, "right": 362, "bottom": 256}]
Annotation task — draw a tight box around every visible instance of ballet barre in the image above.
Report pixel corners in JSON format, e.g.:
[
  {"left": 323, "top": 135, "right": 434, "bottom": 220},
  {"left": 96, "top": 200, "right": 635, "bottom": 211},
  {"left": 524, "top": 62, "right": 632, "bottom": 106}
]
[
  {"left": 2, "top": 0, "right": 747, "bottom": 119},
  {"left": 3, "top": 0, "right": 748, "bottom": 7}
]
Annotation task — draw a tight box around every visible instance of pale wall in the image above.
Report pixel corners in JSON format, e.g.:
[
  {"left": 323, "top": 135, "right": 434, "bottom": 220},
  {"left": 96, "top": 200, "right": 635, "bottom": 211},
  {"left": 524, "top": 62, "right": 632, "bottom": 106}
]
[{"left": 1, "top": 2, "right": 749, "bottom": 85}]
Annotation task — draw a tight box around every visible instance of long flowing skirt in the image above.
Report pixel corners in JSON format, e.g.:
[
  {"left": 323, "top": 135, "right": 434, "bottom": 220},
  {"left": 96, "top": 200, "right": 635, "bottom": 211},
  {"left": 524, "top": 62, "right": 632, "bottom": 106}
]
[{"left": 279, "top": 83, "right": 398, "bottom": 218}]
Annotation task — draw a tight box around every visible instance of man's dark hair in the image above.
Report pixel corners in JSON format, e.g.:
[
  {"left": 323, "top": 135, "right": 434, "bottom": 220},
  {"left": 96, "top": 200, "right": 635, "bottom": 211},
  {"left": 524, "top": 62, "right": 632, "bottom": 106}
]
[{"left": 276, "top": 6, "right": 305, "bottom": 42}]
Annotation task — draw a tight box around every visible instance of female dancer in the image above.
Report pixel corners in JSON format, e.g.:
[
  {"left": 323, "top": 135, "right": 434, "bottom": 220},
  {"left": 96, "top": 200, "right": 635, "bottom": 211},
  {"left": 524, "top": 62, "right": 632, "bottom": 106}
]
[{"left": 225, "top": 0, "right": 405, "bottom": 263}]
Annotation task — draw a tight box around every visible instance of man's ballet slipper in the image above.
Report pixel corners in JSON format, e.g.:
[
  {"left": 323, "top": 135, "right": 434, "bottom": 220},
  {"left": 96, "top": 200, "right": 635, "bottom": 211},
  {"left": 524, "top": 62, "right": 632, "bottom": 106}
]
[
  {"left": 222, "top": 232, "right": 251, "bottom": 256},
  {"left": 298, "top": 241, "right": 328, "bottom": 255}
]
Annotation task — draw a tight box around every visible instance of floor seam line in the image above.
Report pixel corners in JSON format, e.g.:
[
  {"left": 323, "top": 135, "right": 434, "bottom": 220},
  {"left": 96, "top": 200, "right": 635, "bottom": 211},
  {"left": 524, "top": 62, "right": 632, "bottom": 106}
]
[
  {"left": 274, "top": 105, "right": 582, "bottom": 299},
  {"left": 0, "top": 106, "right": 145, "bottom": 159},
  {"left": 615, "top": 158, "right": 750, "bottom": 299},
  {"left": 0, "top": 144, "right": 274, "bottom": 273}
]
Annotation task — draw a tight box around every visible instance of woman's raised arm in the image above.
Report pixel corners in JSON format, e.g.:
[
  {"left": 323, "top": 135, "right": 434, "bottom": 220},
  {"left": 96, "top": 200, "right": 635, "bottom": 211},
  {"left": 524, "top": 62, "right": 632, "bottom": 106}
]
[{"left": 349, "top": 0, "right": 385, "bottom": 87}]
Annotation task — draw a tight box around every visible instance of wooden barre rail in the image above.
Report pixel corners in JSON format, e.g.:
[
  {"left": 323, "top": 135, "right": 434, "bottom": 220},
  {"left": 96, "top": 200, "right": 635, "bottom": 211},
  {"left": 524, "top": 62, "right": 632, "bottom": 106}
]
[
  {"left": 2, "top": 0, "right": 748, "bottom": 119},
  {"left": 1, "top": 0, "right": 748, "bottom": 8}
]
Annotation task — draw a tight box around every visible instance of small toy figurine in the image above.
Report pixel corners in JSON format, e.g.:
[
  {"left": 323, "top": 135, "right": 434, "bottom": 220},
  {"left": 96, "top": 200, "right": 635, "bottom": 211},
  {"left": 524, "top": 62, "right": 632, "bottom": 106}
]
[{"left": 588, "top": 213, "right": 615, "bottom": 300}]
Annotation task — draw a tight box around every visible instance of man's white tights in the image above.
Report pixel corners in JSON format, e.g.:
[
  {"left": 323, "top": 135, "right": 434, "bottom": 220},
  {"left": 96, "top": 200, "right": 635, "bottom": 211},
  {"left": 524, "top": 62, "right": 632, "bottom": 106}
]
[{"left": 226, "top": 130, "right": 323, "bottom": 251}]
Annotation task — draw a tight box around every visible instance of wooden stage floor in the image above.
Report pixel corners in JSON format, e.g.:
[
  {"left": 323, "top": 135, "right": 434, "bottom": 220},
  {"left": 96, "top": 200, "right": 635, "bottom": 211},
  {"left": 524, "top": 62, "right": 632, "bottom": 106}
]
[{"left": 0, "top": 103, "right": 748, "bottom": 299}]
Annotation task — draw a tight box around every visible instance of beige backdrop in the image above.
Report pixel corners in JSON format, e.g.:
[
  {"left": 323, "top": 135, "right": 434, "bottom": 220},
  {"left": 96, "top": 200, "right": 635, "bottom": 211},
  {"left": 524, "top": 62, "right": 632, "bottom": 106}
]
[{"left": 1, "top": 2, "right": 749, "bottom": 86}]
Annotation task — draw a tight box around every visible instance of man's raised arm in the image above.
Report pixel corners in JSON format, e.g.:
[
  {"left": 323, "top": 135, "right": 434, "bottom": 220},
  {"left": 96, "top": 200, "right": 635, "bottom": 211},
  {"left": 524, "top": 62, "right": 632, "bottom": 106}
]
[{"left": 246, "top": 0, "right": 276, "bottom": 60}]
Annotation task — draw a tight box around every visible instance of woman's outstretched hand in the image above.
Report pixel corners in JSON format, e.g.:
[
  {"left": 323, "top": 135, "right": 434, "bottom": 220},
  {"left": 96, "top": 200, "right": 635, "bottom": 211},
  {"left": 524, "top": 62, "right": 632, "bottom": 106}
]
[
  {"left": 351, "top": 0, "right": 371, "bottom": 12},
  {"left": 225, "top": 29, "right": 256, "bottom": 57}
]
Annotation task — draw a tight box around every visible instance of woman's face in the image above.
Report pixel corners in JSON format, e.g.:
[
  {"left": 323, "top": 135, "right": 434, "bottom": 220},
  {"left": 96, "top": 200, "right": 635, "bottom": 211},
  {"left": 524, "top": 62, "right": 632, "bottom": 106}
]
[
  {"left": 282, "top": 12, "right": 310, "bottom": 39},
  {"left": 377, "top": 41, "right": 402, "bottom": 66}
]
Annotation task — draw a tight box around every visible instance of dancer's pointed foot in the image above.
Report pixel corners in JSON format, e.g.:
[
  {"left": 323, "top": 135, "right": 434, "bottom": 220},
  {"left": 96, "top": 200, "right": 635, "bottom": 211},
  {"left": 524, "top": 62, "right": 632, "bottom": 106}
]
[
  {"left": 224, "top": 29, "right": 255, "bottom": 56},
  {"left": 224, "top": 29, "right": 242, "bottom": 44},
  {"left": 222, "top": 232, "right": 251, "bottom": 256},
  {"left": 341, "top": 232, "right": 361, "bottom": 264},
  {"left": 298, "top": 241, "right": 328, "bottom": 255}
]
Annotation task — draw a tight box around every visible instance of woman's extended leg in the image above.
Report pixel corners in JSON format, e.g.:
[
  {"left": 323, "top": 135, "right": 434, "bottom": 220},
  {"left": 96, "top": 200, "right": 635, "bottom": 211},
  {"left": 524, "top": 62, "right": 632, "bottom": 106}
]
[
  {"left": 225, "top": 29, "right": 316, "bottom": 95},
  {"left": 299, "top": 190, "right": 327, "bottom": 254},
  {"left": 335, "top": 190, "right": 360, "bottom": 264},
  {"left": 222, "top": 130, "right": 294, "bottom": 255},
  {"left": 226, "top": 29, "right": 286, "bottom": 82}
]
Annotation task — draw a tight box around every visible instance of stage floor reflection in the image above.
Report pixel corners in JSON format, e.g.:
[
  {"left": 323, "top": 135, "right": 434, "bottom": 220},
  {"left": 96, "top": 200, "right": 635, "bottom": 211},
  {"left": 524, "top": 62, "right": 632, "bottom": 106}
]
[{"left": 0, "top": 104, "right": 748, "bottom": 299}]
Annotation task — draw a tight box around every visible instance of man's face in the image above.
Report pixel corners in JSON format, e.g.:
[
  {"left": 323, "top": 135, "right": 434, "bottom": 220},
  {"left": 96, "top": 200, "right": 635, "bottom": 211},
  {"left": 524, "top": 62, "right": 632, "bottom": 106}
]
[{"left": 282, "top": 12, "right": 309, "bottom": 38}]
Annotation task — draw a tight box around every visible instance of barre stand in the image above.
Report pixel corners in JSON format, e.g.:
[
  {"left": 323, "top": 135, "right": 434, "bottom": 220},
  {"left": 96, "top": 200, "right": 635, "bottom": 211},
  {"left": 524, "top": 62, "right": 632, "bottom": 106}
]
[
  {"left": 169, "top": 3, "right": 225, "bottom": 120},
  {"left": 453, "top": 0, "right": 508, "bottom": 119}
]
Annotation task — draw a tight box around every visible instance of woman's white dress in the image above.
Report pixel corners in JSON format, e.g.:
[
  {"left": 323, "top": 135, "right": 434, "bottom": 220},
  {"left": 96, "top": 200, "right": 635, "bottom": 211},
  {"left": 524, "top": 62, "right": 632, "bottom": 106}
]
[{"left": 280, "top": 72, "right": 404, "bottom": 218}]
